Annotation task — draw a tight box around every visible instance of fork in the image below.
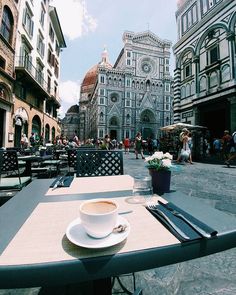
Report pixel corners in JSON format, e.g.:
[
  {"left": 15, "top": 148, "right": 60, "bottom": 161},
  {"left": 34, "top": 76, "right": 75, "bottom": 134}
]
[{"left": 147, "top": 204, "right": 190, "bottom": 241}]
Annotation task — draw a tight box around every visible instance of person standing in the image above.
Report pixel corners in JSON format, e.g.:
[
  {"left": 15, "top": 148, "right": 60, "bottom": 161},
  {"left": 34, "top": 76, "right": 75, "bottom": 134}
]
[
  {"left": 221, "top": 130, "right": 232, "bottom": 160},
  {"left": 187, "top": 132, "right": 193, "bottom": 164},
  {"left": 213, "top": 138, "right": 221, "bottom": 157},
  {"left": 104, "top": 134, "right": 111, "bottom": 150},
  {"left": 225, "top": 131, "right": 236, "bottom": 167},
  {"left": 123, "top": 137, "right": 130, "bottom": 154},
  {"left": 20, "top": 134, "right": 29, "bottom": 149},
  {"left": 176, "top": 128, "right": 189, "bottom": 163},
  {"left": 29, "top": 133, "right": 35, "bottom": 147},
  {"left": 134, "top": 132, "right": 145, "bottom": 159}
]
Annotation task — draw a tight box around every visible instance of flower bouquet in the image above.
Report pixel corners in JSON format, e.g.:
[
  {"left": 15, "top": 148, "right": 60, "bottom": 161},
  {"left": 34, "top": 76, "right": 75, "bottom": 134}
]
[
  {"left": 145, "top": 151, "right": 173, "bottom": 171},
  {"left": 145, "top": 151, "right": 173, "bottom": 194}
]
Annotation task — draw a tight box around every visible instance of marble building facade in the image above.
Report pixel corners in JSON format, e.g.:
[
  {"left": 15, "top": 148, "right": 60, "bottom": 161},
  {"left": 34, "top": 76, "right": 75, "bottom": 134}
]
[
  {"left": 79, "top": 30, "right": 174, "bottom": 142},
  {"left": 173, "top": 0, "right": 236, "bottom": 138}
]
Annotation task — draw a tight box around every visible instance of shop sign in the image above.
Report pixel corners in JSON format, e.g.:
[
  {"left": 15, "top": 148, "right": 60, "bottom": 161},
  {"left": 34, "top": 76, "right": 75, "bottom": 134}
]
[{"left": 182, "top": 111, "right": 193, "bottom": 119}]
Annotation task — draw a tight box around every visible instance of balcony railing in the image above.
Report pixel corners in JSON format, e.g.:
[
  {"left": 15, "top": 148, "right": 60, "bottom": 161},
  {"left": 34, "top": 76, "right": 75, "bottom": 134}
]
[
  {"left": 15, "top": 56, "right": 48, "bottom": 91},
  {"left": 15, "top": 56, "right": 61, "bottom": 104}
]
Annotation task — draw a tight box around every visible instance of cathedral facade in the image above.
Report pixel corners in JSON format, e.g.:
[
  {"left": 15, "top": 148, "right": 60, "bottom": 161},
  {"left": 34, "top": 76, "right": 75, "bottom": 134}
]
[{"left": 79, "top": 31, "right": 174, "bottom": 142}]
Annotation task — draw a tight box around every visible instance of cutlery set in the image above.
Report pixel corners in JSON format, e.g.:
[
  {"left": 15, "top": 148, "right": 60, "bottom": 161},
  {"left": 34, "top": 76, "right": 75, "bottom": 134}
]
[
  {"left": 51, "top": 176, "right": 73, "bottom": 189},
  {"left": 147, "top": 201, "right": 218, "bottom": 242}
]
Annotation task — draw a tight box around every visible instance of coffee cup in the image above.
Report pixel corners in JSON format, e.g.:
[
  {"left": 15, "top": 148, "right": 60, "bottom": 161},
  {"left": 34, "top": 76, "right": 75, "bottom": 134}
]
[{"left": 79, "top": 199, "right": 119, "bottom": 238}]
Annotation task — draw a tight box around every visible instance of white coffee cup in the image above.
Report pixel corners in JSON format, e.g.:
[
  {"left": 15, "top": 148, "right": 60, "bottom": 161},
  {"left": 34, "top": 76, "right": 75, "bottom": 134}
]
[{"left": 79, "top": 199, "right": 119, "bottom": 239}]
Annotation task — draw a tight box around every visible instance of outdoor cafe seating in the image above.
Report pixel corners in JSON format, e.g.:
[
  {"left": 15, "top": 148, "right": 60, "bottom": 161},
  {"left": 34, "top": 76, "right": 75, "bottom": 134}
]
[{"left": 0, "top": 150, "right": 31, "bottom": 204}]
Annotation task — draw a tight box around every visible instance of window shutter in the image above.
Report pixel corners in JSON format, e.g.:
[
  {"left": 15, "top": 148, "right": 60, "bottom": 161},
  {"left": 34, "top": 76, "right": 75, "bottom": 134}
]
[
  {"left": 30, "top": 20, "right": 34, "bottom": 37},
  {"left": 22, "top": 8, "right": 26, "bottom": 26},
  {"left": 42, "top": 43, "right": 45, "bottom": 57},
  {"left": 51, "top": 54, "right": 55, "bottom": 67},
  {"left": 19, "top": 47, "right": 24, "bottom": 66}
]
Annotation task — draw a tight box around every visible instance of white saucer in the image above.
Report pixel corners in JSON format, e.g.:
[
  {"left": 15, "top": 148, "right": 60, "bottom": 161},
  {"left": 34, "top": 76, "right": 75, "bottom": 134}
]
[{"left": 66, "top": 215, "right": 130, "bottom": 249}]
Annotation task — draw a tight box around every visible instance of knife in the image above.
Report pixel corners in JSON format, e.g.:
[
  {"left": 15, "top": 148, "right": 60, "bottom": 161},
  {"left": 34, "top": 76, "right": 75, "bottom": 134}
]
[
  {"left": 147, "top": 205, "right": 190, "bottom": 241},
  {"left": 158, "top": 200, "right": 215, "bottom": 238},
  {"left": 52, "top": 176, "right": 64, "bottom": 189}
]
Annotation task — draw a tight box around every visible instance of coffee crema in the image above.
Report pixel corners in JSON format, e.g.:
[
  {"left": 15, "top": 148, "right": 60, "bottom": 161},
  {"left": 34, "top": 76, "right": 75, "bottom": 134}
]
[{"left": 81, "top": 201, "right": 117, "bottom": 214}]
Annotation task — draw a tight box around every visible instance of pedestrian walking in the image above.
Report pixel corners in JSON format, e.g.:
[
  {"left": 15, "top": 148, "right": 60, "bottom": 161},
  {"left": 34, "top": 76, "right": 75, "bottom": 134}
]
[{"left": 134, "top": 132, "right": 145, "bottom": 159}]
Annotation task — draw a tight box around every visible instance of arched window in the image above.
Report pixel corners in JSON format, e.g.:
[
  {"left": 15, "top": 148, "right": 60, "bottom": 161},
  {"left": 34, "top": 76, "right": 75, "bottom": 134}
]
[
  {"left": 100, "top": 112, "right": 104, "bottom": 122},
  {"left": 52, "top": 127, "right": 55, "bottom": 143},
  {"left": 45, "top": 124, "right": 50, "bottom": 143},
  {"left": 209, "top": 71, "right": 218, "bottom": 88},
  {"left": 126, "top": 114, "right": 130, "bottom": 124},
  {"left": 191, "top": 81, "right": 195, "bottom": 95},
  {"left": 199, "top": 76, "right": 206, "bottom": 92},
  {"left": 0, "top": 6, "right": 14, "bottom": 44},
  {"left": 186, "top": 84, "right": 190, "bottom": 97},
  {"left": 221, "top": 65, "right": 230, "bottom": 83},
  {"left": 181, "top": 86, "right": 186, "bottom": 98}
]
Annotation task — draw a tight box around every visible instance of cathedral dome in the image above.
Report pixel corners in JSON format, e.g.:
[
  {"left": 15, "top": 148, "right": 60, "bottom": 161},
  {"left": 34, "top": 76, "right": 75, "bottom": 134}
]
[
  {"left": 81, "top": 64, "right": 98, "bottom": 95},
  {"left": 80, "top": 48, "right": 112, "bottom": 101},
  {"left": 66, "top": 104, "right": 79, "bottom": 114}
]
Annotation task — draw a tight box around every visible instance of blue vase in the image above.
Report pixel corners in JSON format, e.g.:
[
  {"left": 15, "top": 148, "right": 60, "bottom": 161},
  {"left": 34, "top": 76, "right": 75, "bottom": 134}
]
[{"left": 148, "top": 169, "right": 171, "bottom": 194}]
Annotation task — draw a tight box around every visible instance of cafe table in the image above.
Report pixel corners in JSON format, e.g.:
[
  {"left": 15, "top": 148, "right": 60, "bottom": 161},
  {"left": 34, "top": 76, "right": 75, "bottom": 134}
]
[
  {"left": 0, "top": 175, "right": 236, "bottom": 294},
  {"left": 18, "top": 154, "right": 52, "bottom": 176}
]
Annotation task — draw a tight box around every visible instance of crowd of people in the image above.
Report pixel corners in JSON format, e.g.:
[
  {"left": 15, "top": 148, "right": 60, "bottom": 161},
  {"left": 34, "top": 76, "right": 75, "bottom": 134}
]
[{"left": 18, "top": 128, "right": 236, "bottom": 167}]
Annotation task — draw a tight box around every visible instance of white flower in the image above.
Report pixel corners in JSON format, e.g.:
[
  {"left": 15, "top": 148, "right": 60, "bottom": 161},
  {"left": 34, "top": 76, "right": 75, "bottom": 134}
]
[
  {"left": 153, "top": 151, "right": 164, "bottom": 160},
  {"left": 162, "top": 159, "right": 172, "bottom": 168},
  {"left": 163, "top": 152, "right": 173, "bottom": 160},
  {"left": 145, "top": 156, "right": 154, "bottom": 162},
  {"left": 146, "top": 151, "right": 173, "bottom": 171}
]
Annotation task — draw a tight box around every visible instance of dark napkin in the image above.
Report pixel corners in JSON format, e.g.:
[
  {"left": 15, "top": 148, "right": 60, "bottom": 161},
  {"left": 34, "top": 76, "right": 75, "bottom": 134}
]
[
  {"left": 146, "top": 205, "right": 202, "bottom": 243},
  {"left": 50, "top": 176, "right": 74, "bottom": 188},
  {"left": 158, "top": 201, "right": 218, "bottom": 237}
]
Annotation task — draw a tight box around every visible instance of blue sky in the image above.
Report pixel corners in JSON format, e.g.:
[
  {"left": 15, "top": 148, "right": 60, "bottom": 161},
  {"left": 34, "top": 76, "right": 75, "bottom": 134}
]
[{"left": 51, "top": 0, "right": 178, "bottom": 117}]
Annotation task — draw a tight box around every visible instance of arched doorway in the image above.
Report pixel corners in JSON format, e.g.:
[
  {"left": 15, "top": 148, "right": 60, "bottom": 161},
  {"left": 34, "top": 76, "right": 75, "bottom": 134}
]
[
  {"left": 140, "top": 110, "right": 155, "bottom": 139},
  {"left": 32, "top": 115, "right": 41, "bottom": 140},
  {"left": 52, "top": 127, "right": 55, "bottom": 143},
  {"left": 14, "top": 117, "right": 23, "bottom": 147},
  {"left": 109, "top": 116, "right": 119, "bottom": 140},
  {"left": 14, "top": 108, "right": 29, "bottom": 147},
  {"left": 45, "top": 124, "right": 50, "bottom": 143}
]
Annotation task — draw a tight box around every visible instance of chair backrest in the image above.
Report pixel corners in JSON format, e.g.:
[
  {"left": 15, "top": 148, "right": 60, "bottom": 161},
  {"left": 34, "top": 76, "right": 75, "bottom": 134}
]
[
  {"left": 0, "top": 151, "right": 21, "bottom": 183},
  {"left": 76, "top": 150, "right": 124, "bottom": 177}
]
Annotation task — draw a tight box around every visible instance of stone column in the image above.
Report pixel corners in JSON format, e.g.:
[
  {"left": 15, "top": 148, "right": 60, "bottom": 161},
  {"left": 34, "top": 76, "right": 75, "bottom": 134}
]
[{"left": 173, "top": 67, "right": 181, "bottom": 122}]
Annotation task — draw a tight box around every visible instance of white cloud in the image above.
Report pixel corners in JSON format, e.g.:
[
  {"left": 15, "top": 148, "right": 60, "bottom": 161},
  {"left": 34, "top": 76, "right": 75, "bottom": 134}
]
[
  {"left": 58, "top": 80, "right": 80, "bottom": 117},
  {"left": 52, "top": 0, "right": 97, "bottom": 40},
  {"left": 59, "top": 80, "right": 80, "bottom": 104}
]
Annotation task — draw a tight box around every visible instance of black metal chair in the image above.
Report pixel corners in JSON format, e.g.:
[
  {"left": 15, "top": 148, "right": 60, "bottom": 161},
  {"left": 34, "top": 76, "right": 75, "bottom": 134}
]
[
  {"left": 76, "top": 150, "right": 124, "bottom": 177},
  {"left": 0, "top": 150, "right": 31, "bottom": 204}
]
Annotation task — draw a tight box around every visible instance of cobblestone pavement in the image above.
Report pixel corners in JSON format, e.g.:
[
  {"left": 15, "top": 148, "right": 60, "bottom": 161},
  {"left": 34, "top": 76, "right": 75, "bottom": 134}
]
[{"left": 1, "top": 153, "right": 236, "bottom": 295}]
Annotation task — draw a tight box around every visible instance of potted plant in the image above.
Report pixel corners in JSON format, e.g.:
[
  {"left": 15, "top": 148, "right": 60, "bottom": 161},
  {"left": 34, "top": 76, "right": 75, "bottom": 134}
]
[{"left": 145, "top": 151, "right": 173, "bottom": 194}]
